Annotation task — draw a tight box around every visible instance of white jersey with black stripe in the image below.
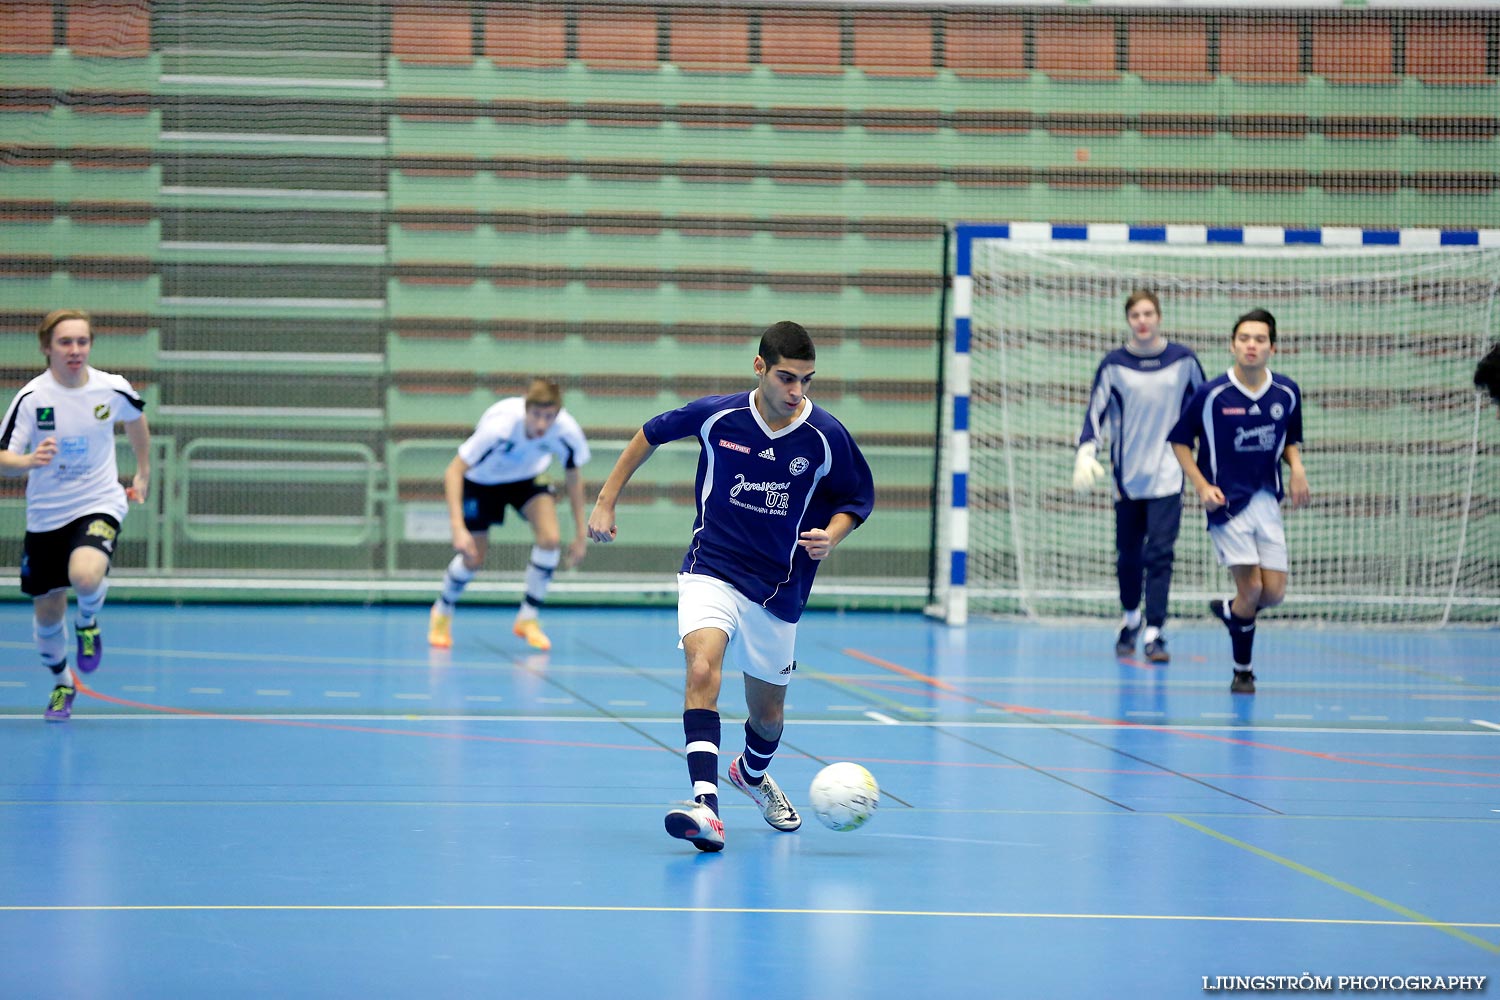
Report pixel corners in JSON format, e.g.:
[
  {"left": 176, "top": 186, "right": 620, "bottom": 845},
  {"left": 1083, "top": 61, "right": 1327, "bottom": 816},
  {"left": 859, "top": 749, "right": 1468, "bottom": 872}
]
[
  {"left": 0, "top": 367, "right": 146, "bottom": 532},
  {"left": 457, "top": 397, "right": 591, "bottom": 486}
]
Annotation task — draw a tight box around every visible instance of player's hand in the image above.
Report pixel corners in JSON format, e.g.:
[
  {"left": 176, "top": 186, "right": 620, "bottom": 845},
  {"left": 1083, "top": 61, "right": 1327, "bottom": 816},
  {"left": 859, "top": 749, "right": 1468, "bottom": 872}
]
[
  {"left": 564, "top": 534, "right": 588, "bottom": 568},
  {"left": 452, "top": 526, "right": 479, "bottom": 562},
  {"left": 29, "top": 437, "right": 58, "bottom": 467},
  {"left": 586, "top": 502, "right": 617, "bottom": 543},
  {"left": 798, "top": 528, "right": 836, "bottom": 561},
  {"left": 1072, "top": 443, "right": 1105, "bottom": 493},
  {"left": 1197, "top": 484, "right": 1226, "bottom": 512},
  {"left": 1287, "top": 469, "right": 1310, "bottom": 509},
  {"left": 126, "top": 472, "right": 149, "bottom": 503}
]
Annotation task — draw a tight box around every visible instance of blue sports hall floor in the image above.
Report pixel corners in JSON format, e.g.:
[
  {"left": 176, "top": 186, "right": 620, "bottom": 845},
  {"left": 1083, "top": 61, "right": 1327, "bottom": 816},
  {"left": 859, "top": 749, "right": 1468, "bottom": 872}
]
[{"left": 2, "top": 603, "right": 1497, "bottom": 998}]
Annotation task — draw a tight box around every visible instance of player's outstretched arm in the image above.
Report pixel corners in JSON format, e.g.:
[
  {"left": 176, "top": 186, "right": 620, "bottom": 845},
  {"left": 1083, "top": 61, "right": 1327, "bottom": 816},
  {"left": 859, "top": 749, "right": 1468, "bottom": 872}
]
[
  {"left": 443, "top": 454, "right": 479, "bottom": 561},
  {"left": 1172, "top": 442, "right": 1224, "bottom": 511},
  {"left": 587, "top": 428, "right": 657, "bottom": 543},
  {"left": 125, "top": 415, "right": 151, "bottom": 502},
  {"left": 1282, "top": 443, "right": 1310, "bottom": 509},
  {"left": 798, "top": 512, "right": 861, "bottom": 561},
  {"left": 563, "top": 465, "right": 589, "bottom": 567},
  {"left": 0, "top": 436, "right": 57, "bottom": 475}
]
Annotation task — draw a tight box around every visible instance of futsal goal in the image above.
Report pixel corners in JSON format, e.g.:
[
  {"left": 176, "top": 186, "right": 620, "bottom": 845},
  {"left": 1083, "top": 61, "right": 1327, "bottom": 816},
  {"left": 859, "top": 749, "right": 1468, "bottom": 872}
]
[{"left": 934, "top": 223, "right": 1500, "bottom": 627}]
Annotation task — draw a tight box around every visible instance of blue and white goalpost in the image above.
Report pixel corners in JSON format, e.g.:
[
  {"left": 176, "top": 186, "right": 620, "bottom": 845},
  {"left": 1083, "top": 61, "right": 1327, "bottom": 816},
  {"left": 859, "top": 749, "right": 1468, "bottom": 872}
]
[{"left": 935, "top": 222, "right": 1500, "bottom": 627}]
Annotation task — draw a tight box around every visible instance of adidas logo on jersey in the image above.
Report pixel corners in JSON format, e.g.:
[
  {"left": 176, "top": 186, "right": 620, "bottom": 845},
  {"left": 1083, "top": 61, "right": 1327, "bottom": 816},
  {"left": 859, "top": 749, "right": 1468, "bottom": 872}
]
[
  {"left": 758, "top": 447, "right": 776, "bottom": 461},
  {"left": 1248, "top": 404, "right": 1262, "bottom": 415}
]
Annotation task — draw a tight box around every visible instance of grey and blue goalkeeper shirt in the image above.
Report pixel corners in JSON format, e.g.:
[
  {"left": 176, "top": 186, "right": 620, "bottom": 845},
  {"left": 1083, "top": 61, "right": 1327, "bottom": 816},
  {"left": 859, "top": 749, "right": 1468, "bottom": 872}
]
[{"left": 1078, "top": 341, "right": 1205, "bottom": 501}]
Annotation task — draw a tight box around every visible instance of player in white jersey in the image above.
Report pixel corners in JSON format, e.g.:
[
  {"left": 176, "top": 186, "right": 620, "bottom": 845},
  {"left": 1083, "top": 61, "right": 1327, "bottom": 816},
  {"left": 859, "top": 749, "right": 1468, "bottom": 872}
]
[
  {"left": 1169, "top": 309, "right": 1310, "bottom": 694},
  {"left": 587, "top": 321, "right": 875, "bottom": 852},
  {"left": 0, "top": 309, "right": 150, "bottom": 721},
  {"left": 427, "top": 378, "right": 591, "bottom": 652},
  {"left": 1075, "top": 290, "right": 1205, "bottom": 662}
]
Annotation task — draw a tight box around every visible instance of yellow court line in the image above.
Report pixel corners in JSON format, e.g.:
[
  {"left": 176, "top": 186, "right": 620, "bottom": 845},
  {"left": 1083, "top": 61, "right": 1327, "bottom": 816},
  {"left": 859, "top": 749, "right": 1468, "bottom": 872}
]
[
  {"left": 2, "top": 903, "right": 1499, "bottom": 926},
  {"left": 1168, "top": 814, "right": 1500, "bottom": 955}
]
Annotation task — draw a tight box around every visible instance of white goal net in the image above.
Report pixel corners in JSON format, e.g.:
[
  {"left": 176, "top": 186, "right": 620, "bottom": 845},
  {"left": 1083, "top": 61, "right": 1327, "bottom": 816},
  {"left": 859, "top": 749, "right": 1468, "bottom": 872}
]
[{"left": 939, "top": 223, "right": 1500, "bottom": 627}]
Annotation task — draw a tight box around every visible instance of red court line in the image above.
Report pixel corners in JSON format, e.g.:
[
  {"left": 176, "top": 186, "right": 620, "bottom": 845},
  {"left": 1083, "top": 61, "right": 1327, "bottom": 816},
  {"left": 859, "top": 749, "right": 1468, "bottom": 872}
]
[
  {"left": 73, "top": 679, "right": 669, "bottom": 754},
  {"left": 843, "top": 647, "right": 1500, "bottom": 780}
]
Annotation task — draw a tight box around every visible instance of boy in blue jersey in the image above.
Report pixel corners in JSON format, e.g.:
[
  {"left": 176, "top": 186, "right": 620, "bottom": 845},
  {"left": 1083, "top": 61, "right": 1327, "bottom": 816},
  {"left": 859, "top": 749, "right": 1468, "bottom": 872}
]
[
  {"left": 1075, "top": 290, "right": 1205, "bottom": 662},
  {"left": 586, "top": 321, "right": 875, "bottom": 852},
  {"left": 1169, "top": 309, "right": 1310, "bottom": 694}
]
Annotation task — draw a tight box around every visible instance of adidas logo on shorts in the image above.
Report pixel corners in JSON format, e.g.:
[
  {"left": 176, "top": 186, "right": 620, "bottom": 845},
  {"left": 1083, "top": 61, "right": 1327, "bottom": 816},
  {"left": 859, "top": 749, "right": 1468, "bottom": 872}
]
[{"left": 758, "top": 447, "right": 776, "bottom": 460}]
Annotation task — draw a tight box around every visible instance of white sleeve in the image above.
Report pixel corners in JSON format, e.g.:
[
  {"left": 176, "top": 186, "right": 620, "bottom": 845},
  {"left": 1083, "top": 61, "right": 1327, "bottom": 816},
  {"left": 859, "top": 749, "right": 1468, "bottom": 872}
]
[
  {"left": 456, "top": 406, "right": 515, "bottom": 467},
  {"left": 558, "top": 413, "right": 590, "bottom": 468}
]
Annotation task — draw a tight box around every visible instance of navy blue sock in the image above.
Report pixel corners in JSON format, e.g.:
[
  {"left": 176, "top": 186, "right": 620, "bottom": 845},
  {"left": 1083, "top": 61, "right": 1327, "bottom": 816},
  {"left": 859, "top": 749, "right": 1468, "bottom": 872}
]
[
  {"left": 1228, "top": 613, "right": 1256, "bottom": 667},
  {"left": 683, "top": 708, "right": 720, "bottom": 815},
  {"left": 740, "top": 721, "right": 781, "bottom": 786}
]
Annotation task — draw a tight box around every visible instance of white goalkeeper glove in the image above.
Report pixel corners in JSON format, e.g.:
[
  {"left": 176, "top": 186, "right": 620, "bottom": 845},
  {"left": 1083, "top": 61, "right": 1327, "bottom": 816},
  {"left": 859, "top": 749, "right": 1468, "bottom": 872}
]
[{"left": 1072, "top": 442, "right": 1106, "bottom": 493}]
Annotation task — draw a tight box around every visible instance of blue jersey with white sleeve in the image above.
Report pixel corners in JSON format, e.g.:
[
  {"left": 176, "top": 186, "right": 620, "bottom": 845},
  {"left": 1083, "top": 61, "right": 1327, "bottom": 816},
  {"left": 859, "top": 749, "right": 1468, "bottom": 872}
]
[
  {"left": 1168, "top": 370, "right": 1304, "bottom": 526},
  {"left": 1079, "top": 342, "right": 1204, "bottom": 501},
  {"left": 643, "top": 389, "right": 874, "bottom": 623}
]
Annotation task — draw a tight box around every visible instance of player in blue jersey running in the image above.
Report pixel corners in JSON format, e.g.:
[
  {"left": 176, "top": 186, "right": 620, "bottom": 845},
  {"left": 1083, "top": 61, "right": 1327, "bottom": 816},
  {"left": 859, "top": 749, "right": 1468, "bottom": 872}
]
[
  {"left": 586, "top": 321, "right": 875, "bottom": 852},
  {"left": 1075, "top": 290, "right": 1205, "bottom": 662},
  {"left": 1169, "top": 309, "right": 1310, "bottom": 694}
]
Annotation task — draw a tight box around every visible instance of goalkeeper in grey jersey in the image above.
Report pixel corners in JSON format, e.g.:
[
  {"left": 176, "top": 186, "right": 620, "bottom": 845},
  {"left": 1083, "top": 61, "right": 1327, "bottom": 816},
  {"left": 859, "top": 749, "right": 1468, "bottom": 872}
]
[{"left": 1074, "top": 290, "right": 1205, "bottom": 662}]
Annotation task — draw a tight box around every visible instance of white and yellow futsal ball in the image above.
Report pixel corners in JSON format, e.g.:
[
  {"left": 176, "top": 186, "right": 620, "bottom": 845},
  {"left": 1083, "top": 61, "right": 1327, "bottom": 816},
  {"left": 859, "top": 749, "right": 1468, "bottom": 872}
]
[{"left": 807, "top": 761, "right": 879, "bottom": 832}]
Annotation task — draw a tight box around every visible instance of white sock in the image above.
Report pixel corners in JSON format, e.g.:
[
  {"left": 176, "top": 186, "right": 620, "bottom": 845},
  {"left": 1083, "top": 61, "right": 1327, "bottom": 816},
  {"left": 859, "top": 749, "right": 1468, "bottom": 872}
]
[
  {"left": 75, "top": 578, "right": 108, "bottom": 626},
  {"left": 1122, "top": 609, "right": 1142, "bottom": 629},
  {"left": 523, "top": 545, "right": 560, "bottom": 610},
  {"left": 440, "top": 554, "right": 474, "bottom": 606},
  {"left": 1143, "top": 625, "right": 1161, "bottom": 645},
  {"left": 35, "top": 618, "right": 66, "bottom": 666}
]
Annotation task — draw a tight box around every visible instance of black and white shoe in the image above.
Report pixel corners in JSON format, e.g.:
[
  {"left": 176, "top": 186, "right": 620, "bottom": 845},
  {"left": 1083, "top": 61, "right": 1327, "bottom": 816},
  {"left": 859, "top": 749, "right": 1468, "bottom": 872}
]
[
  {"left": 1230, "top": 670, "right": 1256, "bottom": 694},
  {"left": 1115, "top": 622, "right": 1142, "bottom": 657}
]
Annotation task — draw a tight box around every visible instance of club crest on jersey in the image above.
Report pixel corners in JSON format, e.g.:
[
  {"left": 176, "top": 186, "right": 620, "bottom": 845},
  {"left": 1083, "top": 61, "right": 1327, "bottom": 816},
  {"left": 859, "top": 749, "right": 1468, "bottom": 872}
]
[
  {"left": 36, "top": 406, "right": 55, "bottom": 430},
  {"left": 718, "top": 438, "right": 750, "bottom": 454},
  {"left": 788, "top": 456, "right": 809, "bottom": 476},
  {"left": 758, "top": 447, "right": 776, "bottom": 461},
  {"left": 1270, "top": 402, "right": 1285, "bottom": 420},
  {"left": 93, "top": 403, "right": 111, "bottom": 421}
]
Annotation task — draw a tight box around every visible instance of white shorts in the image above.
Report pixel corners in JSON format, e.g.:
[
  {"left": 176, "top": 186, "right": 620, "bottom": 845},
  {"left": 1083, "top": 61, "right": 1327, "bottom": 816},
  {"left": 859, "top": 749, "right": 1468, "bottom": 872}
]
[
  {"left": 1208, "top": 490, "right": 1288, "bottom": 573},
  {"left": 677, "top": 573, "right": 798, "bottom": 687}
]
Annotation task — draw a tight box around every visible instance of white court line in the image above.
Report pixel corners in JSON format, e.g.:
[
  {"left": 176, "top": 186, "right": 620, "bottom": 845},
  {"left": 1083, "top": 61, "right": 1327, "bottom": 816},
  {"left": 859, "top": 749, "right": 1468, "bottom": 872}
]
[
  {"left": 464, "top": 695, "right": 504, "bottom": 703},
  {"left": 1274, "top": 714, "right": 1314, "bottom": 721},
  {"left": 122, "top": 685, "right": 156, "bottom": 693},
  {"left": 535, "top": 697, "right": 575, "bottom": 705},
  {"left": 865, "top": 711, "right": 900, "bottom": 725},
  {"left": 256, "top": 690, "right": 291, "bottom": 697},
  {"left": 1349, "top": 716, "right": 1389, "bottom": 722},
  {"left": 393, "top": 693, "right": 432, "bottom": 701},
  {"left": 323, "top": 691, "right": 361, "bottom": 699},
  {"left": 4, "top": 714, "right": 1498, "bottom": 738},
  {"left": 1472, "top": 719, "right": 1500, "bottom": 732},
  {"left": 1424, "top": 717, "right": 1467, "bottom": 723},
  {"left": 608, "top": 700, "right": 647, "bottom": 707},
  {"left": 0, "top": 681, "right": 24, "bottom": 688},
  {"left": 188, "top": 687, "right": 223, "bottom": 695}
]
